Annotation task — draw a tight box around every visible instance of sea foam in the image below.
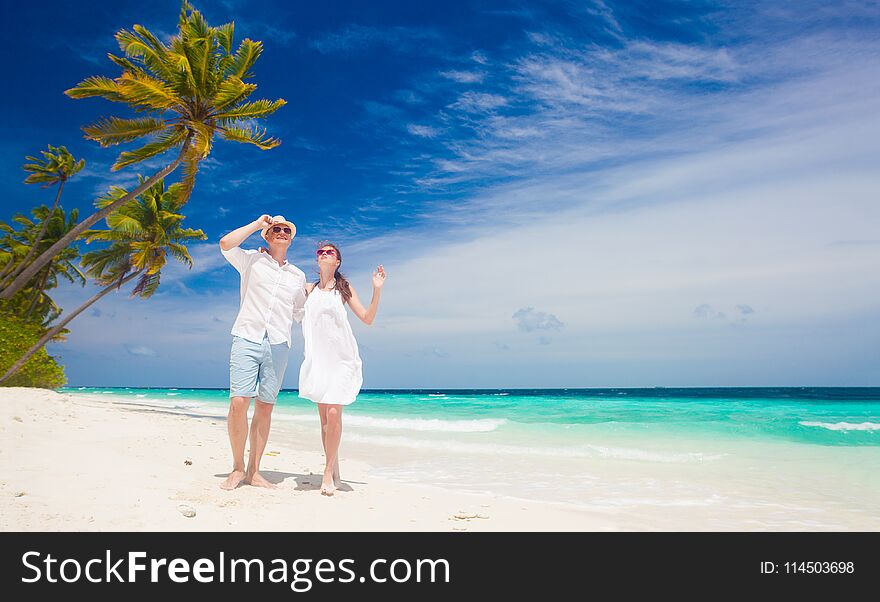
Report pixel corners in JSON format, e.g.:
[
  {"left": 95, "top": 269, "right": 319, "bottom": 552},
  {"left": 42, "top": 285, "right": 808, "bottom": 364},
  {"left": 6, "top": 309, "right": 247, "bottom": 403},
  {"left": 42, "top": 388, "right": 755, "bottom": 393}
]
[
  {"left": 275, "top": 413, "right": 507, "bottom": 433},
  {"left": 343, "top": 433, "right": 724, "bottom": 463},
  {"left": 799, "top": 421, "right": 880, "bottom": 432}
]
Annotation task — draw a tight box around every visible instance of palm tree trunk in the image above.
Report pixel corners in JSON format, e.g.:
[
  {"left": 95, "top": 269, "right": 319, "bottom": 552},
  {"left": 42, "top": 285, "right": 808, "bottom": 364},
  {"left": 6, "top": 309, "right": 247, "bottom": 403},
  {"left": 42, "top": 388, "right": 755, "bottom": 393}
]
[
  {"left": 0, "top": 253, "right": 16, "bottom": 280},
  {"left": 0, "top": 180, "right": 65, "bottom": 290},
  {"left": 0, "top": 136, "right": 192, "bottom": 300},
  {"left": 0, "top": 271, "right": 141, "bottom": 384},
  {"left": 24, "top": 268, "right": 51, "bottom": 320}
]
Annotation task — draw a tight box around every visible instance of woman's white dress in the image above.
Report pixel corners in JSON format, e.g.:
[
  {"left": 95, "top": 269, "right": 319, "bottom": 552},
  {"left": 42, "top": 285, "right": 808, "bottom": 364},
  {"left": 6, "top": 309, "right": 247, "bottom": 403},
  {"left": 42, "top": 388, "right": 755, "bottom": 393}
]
[{"left": 298, "top": 285, "right": 363, "bottom": 405}]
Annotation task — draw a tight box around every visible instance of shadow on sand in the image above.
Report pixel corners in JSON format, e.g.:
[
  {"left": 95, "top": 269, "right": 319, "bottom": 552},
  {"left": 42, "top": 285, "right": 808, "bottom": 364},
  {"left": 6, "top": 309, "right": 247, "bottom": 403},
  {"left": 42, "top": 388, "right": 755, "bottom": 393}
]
[{"left": 213, "top": 471, "right": 356, "bottom": 492}]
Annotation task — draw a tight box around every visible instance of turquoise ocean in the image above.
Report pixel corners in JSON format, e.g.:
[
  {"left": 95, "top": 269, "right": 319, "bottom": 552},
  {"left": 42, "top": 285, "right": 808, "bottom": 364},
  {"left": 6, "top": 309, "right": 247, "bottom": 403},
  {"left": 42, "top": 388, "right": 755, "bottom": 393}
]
[{"left": 65, "top": 387, "right": 880, "bottom": 529}]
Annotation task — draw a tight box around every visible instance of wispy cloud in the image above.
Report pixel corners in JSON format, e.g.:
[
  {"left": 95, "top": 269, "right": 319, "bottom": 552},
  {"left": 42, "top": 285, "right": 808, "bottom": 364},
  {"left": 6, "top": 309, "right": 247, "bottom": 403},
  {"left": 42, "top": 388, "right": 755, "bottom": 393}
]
[
  {"left": 125, "top": 345, "right": 157, "bottom": 357},
  {"left": 737, "top": 304, "right": 755, "bottom": 316},
  {"left": 585, "top": 0, "right": 624, "bottom": 37},
  {"left": 449, "top": 91, "right": 508, "bottom": 113},
  {"left": 694, "top": 304, "right": 725, "bottom": 319},
  {"left": 406, "top": 124, "right": 441, "bottom": 138},
  {"left": 440, "top": 70, "right": 485, "bottom": 84},
  {"left": 512, "top": 307, "right": 564, "bottom": 332},
  {"left": 471, "top": 51, "right": 490, "bottom": 65}
]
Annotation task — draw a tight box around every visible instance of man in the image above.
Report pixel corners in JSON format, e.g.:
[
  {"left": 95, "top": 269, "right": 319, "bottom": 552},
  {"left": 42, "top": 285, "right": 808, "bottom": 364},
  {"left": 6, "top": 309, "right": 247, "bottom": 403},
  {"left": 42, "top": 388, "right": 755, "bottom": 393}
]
[{"left": 219, "top": 214, "right": 307, "bottom": 490}]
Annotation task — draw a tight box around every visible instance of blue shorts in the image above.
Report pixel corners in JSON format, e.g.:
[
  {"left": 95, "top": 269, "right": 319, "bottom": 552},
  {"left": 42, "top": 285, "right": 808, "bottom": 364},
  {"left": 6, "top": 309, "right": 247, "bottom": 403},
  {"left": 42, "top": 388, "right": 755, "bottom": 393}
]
[{"left": 229, "top": 334, "right": 290, "bottom": 404}]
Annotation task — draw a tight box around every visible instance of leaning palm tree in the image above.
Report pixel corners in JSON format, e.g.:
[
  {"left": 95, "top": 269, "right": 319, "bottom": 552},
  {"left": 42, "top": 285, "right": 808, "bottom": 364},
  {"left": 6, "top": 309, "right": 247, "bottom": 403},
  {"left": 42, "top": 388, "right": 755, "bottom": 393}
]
[
  {"left": 0, "top": 146, "right": 85, "bottom": 288},
  {"left": 0, "top": 207, "right": 85, "bottom": 324},
  {"left": 0, "top": 0, "right": 285, "bottom": 300},
  {"left": 0, "top": 179, "right": 206, "bottom": 384},
  {"left": 0, "top": 220, "right": 24, "bottom": 277}
]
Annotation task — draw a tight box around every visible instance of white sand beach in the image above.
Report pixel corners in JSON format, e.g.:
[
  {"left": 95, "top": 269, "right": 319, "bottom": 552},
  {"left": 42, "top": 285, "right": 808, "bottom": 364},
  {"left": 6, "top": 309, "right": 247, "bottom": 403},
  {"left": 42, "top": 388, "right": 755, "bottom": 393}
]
[
  {"left": 0, "top": 388, "right": 615, "bottom": 532},
  {"left": 4, "top": 387, "right": 879, "bottom": 532}
]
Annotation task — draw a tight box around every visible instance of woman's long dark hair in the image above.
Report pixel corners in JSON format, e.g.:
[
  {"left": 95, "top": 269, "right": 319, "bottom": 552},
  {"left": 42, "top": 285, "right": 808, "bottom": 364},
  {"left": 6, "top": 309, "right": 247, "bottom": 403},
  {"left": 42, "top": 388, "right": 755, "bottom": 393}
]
[{"left": 314, "top": 241, "right": 351, "bottom": 304}]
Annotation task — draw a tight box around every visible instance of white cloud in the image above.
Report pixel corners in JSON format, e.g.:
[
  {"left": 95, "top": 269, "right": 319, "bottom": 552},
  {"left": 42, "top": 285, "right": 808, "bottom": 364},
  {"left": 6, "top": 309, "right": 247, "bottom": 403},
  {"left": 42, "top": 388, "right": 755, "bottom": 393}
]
[
  {"left": 471, "top": 51, "right": 489, "bottom": 65},
  {"left": 406, "top": 124, "right": 441, "bottom": 138},
  {"left": 694, "top": 304, "right": 725, "bottom": 319},
  {"left": 125, "top": 345, "right": 157, "bottom": 357},
  {"left": 440, "top": 70, "right": 485, "bottom": 83},
  {"left": 512, "top": 307, "right": 564, "bottom": 332},
  {"left": 329, "top": 97, "right": 880, "bottom": 384},
  {"left": 449, "top": 92, "right": 508, "bottom": 113}
]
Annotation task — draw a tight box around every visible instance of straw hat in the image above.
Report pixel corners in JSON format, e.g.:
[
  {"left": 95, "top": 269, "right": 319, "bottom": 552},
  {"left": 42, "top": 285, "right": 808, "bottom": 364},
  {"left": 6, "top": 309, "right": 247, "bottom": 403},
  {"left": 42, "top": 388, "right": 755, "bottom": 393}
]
[{"left": 261, "top": 215, "right": 297, "bottom": 241}]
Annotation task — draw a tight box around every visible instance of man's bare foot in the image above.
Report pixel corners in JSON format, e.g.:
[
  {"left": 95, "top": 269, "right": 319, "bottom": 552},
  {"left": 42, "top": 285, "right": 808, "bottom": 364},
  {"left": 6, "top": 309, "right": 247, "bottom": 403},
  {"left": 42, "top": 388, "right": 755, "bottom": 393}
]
[
  {"left": 246, "top": 471, "right": 277, "bottom": 489},
  {"left": 320, "top": 478, "right": 336, "bottom": 496},
  {"left": 220, "top": 470, "right": 246, "bottom": 490}
]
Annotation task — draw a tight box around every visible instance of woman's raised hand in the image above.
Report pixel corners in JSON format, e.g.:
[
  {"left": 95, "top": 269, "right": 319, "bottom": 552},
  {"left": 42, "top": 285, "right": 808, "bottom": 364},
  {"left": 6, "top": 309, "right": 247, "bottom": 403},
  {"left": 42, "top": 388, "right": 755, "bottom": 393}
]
[{"left": 372, "top": 265, "right": 387, "bottom": 288}]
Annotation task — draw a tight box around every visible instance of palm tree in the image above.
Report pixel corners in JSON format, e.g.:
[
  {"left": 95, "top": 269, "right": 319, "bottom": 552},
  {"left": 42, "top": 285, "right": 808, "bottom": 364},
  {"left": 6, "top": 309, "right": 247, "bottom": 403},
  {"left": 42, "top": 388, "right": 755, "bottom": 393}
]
[
  {"left": 0, "top": 1, "right": 285, "bottom": 300},
  {"left": 0, "top": 146, "right": 85, "bottom": 288},
  {"left": 0, "top": 179, "right": 206, "bottom": 384},
  {"left": 0, "top": 207, "right": 85, "bottom": 325}
]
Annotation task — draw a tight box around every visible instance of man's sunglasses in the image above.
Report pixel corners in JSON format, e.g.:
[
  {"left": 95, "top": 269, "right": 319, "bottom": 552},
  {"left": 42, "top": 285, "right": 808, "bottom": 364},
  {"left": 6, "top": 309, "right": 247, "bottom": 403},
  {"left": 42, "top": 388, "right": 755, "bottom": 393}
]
[
  {"left": 316, "top": 249, "right": 337, "bottom": 257},
  {"left": 271, "top": 226, "right": 292, "bottom": 234}
]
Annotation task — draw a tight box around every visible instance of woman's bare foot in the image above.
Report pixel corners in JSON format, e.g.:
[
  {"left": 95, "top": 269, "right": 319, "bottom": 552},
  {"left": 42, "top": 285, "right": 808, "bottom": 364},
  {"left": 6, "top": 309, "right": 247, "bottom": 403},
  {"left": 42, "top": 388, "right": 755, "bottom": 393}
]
[
  {"left": 246, "top": 471, "right": 277, "bottom": 489},
  {"left": 220, "top": 470, "right": 246, "bottom": 490},
  {"left": 320, "top": 477, "right": 336, "bottom": 496}
]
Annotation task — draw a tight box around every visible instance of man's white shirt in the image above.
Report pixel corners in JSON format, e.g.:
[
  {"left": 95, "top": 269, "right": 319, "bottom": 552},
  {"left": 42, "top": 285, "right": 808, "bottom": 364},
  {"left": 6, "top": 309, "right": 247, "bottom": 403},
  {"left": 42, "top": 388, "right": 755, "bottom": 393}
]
[{"left": 221, "top": 246, "right": 307, "bottom": 347}]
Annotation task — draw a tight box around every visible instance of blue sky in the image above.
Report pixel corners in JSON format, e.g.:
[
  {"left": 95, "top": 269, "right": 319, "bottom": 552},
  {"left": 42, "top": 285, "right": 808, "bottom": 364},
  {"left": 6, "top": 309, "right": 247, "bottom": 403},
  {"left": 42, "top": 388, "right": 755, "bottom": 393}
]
[{"left": 2, "top": 0, "right": 879, "bottom": 387}]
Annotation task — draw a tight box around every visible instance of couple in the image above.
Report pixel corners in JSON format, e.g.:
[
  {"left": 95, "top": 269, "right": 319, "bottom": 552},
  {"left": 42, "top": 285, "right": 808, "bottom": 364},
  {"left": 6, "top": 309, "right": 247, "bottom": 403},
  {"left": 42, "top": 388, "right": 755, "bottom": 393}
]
[{"left": 218, "top": 214, "right": 386, "bottom": 496}]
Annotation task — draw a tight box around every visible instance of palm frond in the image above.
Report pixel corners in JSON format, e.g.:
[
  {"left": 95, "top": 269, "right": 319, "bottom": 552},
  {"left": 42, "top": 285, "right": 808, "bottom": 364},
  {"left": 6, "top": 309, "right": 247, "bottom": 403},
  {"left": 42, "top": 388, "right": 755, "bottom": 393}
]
[
  {"left": 132, "top": 24, "right": 171, "bottom": 57},
  {"left": 82, "top": 117, "right": 167, "bottom": 147},
  {"left": 106, "top": 53, "right": 148, "bottom": 77},
  {"left": 221, "top": 125, "right": 281, "bottom": 150},
  {"left": 216, "top": 22, "right": 234, "bottom": 54},
  {"left": 64, "top": 76, "right": 125, "bottom": 102},
  {"left": 131, "top": 271, "right": 161, "bottom": 299},
  {"left": 83, "top": 229, "right": 128, "bottom": 243},
  {"left": 104, "top": 213, "right": 149, "bottom": 238},
  {"left": 171, "top": 227, "right": 207, "bottom": 243},
  {"left": 12, "top": 215, "right": 35, "bottom": 229},
  {"left": 167, "top": 41, "right": 199, "bottom": 94},
  {"left": 213, "top": 75, "right": 256, "bottom": 110},
  {"left": 81, "top": 243, "right": 131, "bottom": 280},
  {"left": 23, "top": 172, "right": 58, "bottom": 185},
  {"left": 185, "top": 25, "right": 217, "bottom": 94},
  {"left": 94, "top": 185, "right": 130, "bottom": 210},
  {"left": 129, "top": 241, "right": 164, "bottom": 272},
  {"left": 228, "top": 38, "right": 262, "bottom": 79},
  {"left": 215, "top": 98, "right": 286, "bottom": 122},
  {"left": 166, "top": 242, "right": 194, "bottom": 267},
  {"left": 112, "top": 127, "right": 188, "bottom": 170},
  {"left": 176, "top": 144, "right": 201, "bottom": 205},
  {"left": 117, "top": 72, "right": 179, "bottom": 110},
  {"left": 189, "top": 120, "right": 214, "bottom": 158},
  {"left": 116, "top": 27, "right": 174, "bottom": 81}
]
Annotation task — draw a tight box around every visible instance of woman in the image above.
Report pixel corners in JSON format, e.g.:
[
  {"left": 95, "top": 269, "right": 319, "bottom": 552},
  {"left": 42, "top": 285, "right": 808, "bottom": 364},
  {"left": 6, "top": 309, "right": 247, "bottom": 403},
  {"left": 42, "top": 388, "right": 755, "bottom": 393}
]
[{"left": 298, "top": 241, "right": 386, "bottom": 495}]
